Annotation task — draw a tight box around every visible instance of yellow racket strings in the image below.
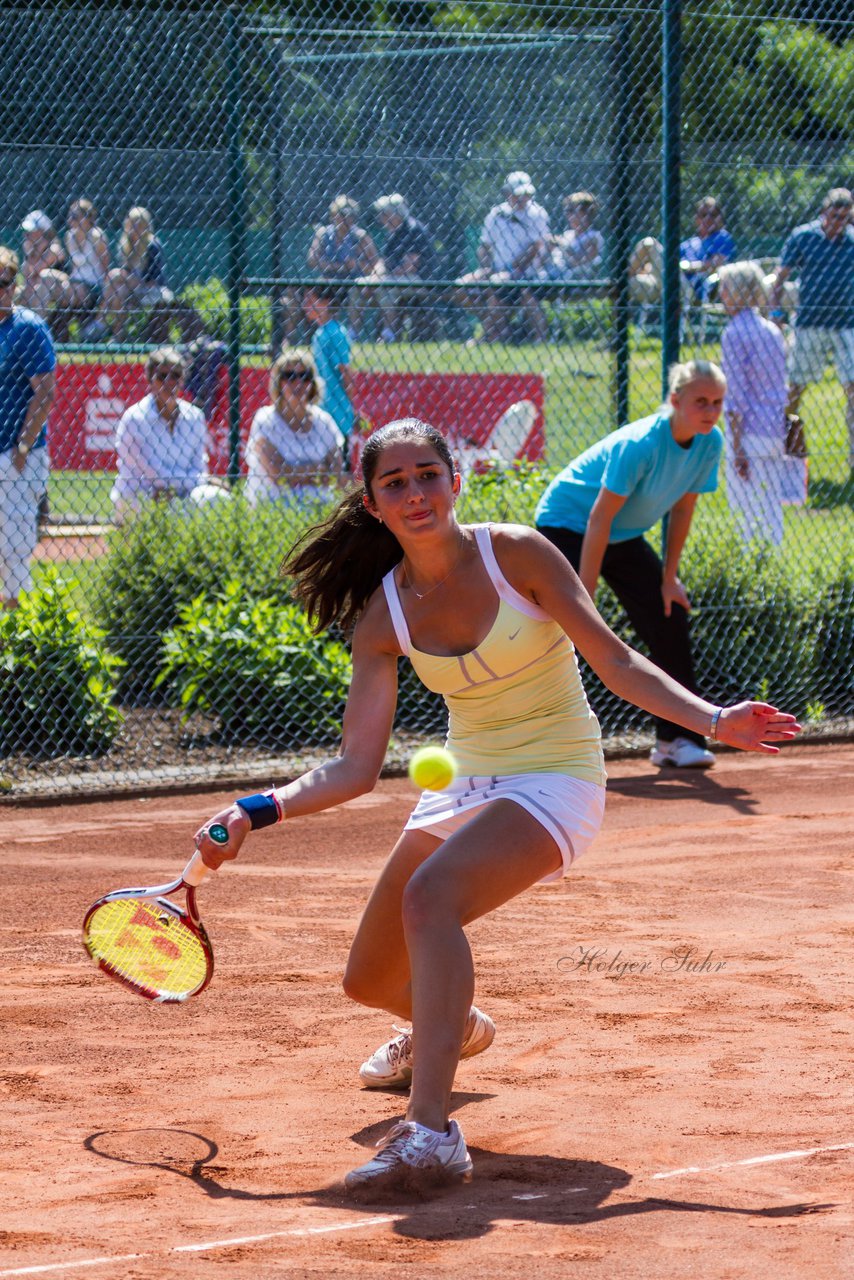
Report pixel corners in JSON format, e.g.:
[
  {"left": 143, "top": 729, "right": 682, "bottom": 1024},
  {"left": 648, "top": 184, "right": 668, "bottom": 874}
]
[{"left": 85, "top": 897, "right": 208, "bottom": 996}]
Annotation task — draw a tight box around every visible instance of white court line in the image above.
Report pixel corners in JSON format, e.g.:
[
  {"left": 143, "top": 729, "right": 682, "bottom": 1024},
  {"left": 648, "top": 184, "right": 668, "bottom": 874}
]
[
  {"left": 649, "top": 1141, "right": 854, "bottom": 1181},
  {"left": 0, "top": 1218, "right": 395, "bottom": 1278}
]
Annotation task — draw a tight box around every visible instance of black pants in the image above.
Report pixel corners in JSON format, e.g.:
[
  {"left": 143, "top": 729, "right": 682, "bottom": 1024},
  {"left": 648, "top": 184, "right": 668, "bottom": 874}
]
[{"left": 537, "top": 525, "right": 705, "bottom": 745}]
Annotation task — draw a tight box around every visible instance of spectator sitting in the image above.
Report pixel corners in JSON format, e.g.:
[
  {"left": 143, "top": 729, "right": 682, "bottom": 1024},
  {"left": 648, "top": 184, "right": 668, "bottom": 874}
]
[
  {"left": 245, "top": 350, "right": 344, "bottom": 508},
  {"left": 628, "top": 196, "right": 735, "bottom": 312},
  {"left": 543, "top": 192, "right": 604, "bottom": 281},
  {"left": 15, "top": 210, "right": 75, "bottom": 340},
  {"left": 85, "top": 206, "right": 172, "bottom": 342},
  {"left": 456, "top": 171, "right": 550, "bottom": 343},
  {"left": 302, "top": 283, "right": 355, "bottom": 455},
  {"left": 64, "top": 198, "right": 110, "bottom": 320},
  {"left": 679, "top": 197, "right": 735, "bottom": 303},
  {"left": 110, "top": 347, "right": 229, "bottom": 524},
  {"left": 769, "top": 187, "right": 854, "bottom": 476},
  {"left": 280, "top": 196, "right": 379, "bottom": 347},
  {"left": 351, "top": 193, "right": 438, "bottom": 342}
]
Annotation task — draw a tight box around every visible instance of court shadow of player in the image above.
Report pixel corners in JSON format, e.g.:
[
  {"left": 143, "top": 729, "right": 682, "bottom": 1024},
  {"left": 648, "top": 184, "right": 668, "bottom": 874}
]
[
  {"left": 306, "top": 1131, "right": 834, "bottom": 1240},
  {"left": 83, "top": 1126, "right": 833, "bottom": 1231},
  {"left": 607, "top": 768, "right": 759, "bottom": 815}
]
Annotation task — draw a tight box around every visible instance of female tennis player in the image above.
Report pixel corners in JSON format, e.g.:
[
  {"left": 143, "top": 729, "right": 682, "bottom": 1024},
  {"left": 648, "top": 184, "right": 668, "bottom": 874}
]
[{"left": 194, "top": 418, "right": 800, "bottom": 1195}]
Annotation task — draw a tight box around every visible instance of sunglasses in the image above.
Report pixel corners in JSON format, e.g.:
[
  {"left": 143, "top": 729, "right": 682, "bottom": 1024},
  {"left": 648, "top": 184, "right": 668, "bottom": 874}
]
[
  {"left": 279, "top": 369, "right": 313, "bottom": 384},
  {"left": 0, "top": 275, "right": 17, "bottom": 288},
  {"left": 150, "top": 367, "right": 183, "bottom": 381}
]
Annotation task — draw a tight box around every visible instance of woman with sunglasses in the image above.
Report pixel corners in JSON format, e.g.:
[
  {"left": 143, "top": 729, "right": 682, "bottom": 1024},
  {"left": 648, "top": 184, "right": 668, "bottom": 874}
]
[
  {"left": 110, "top": 346, "right": 228, "bottom": 524},
  {"left": 0, "top": 244, "right": 56, "bottom": 609},
  {"left": 245, "top": 350, "right": 345, "bottom": 508}
]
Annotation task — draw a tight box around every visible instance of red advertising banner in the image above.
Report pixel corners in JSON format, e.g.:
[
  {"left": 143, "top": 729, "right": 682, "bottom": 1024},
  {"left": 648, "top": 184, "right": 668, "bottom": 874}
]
[{"left": 48, "top": 362, "right": 545, "bottom": 474}]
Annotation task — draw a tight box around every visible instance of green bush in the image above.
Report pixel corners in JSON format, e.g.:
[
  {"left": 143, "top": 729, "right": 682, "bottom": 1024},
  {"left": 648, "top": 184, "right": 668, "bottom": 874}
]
[
  {"left": 0, "top": 571, "right": 123, "bottom": 756},
  {"left": 94, "top": 499, "right": 330, "bottom": 697},
  {"left": 157, "top": 581, "right": 352, "bottom": 746}
]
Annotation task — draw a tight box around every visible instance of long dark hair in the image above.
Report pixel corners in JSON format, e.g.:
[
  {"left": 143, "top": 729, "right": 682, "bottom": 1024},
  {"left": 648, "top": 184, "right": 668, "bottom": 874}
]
[{"left": 283, "top": 419, "right": 455, "bottom": 633}]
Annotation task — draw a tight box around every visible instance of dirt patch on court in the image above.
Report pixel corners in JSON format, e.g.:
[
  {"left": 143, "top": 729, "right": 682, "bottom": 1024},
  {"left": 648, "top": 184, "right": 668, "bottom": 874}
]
[{"left": 1, "top": 742, "right": 851, "bottom": 1278}]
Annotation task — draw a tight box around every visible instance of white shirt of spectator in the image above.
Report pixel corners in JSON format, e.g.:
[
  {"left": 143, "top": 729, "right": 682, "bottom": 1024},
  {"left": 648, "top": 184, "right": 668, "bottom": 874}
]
[
  {"left": 481, "top": 200, "right": 551, "bottom": 274},
  {"left": 245, "top": 402, "right": 344, "bottom": 506},
  {"left": 67, "top": 231, "right": 108, "bottom": 288},
  {"left": 111, "top": 392, "right": 211, "bottom": 514}
]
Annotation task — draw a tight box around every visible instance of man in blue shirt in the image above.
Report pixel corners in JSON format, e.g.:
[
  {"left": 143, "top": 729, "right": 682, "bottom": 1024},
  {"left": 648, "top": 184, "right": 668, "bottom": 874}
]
[
  {"left": 770, "top": 188, "right": 854, "bottom": 473},
  {"left": 536, "top": 360, "right": 725, "bottom": 769},
  {"left": 0, "top": 245, "right": 56, "bottom": 608}
]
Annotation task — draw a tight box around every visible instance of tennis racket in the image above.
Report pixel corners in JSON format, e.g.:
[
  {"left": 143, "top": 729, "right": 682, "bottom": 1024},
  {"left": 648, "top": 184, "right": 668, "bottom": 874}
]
[{"left": 82, "top": 823, "right": 229, "bottom": 1003}]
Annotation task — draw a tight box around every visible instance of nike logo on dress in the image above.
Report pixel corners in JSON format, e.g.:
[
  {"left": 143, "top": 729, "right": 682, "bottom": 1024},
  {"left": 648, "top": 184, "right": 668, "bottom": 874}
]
[{"left": 508, "top": 628, "right": 521, "bottom": 641}]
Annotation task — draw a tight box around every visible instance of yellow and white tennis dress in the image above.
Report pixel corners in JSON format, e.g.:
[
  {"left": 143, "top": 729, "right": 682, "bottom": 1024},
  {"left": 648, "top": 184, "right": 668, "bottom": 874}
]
[{"left": 382, "top": 524, "right": 607, "bottom": 880}]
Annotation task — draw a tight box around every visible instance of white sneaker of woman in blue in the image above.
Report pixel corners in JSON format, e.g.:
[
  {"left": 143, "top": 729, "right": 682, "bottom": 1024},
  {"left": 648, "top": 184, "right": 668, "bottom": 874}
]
[
  {"left": 358, "top": 1006, "right": 495, "bottom": 1089},
  {"left": 650, "top": 736, "right": 715, "bottom": 768},
  {"left": 345, "top": 1119, "right": 472, "bottom": 1193}
]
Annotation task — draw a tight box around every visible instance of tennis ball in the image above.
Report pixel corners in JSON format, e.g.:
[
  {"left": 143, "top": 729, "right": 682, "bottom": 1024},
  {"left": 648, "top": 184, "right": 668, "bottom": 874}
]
[{"left": 408, "top": 745, "right": 457, "bottom": 792}]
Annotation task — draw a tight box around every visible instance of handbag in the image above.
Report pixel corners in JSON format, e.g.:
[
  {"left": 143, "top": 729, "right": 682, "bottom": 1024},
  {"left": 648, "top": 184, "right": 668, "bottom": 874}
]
[{"left": 784, "top": 413, "right": 808, "bottom": 458}]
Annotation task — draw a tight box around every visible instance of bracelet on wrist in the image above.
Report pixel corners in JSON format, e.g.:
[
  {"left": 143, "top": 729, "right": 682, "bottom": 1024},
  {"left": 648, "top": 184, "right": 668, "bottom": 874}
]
[
  {"left": 709, "top": 707, "right": 723, "bottom": 740},
  {"left": 235, "top": 789, "right": 284, "bottom": 830}
]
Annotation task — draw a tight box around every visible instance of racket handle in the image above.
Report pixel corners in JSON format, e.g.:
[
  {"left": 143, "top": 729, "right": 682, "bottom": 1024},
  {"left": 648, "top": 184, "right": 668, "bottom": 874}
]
[
  {"left": 182, "top": 849, "right": 211, "bottom": 887},
  {"left": 183, "top": 823, "right": 229, "bottom": 885}
]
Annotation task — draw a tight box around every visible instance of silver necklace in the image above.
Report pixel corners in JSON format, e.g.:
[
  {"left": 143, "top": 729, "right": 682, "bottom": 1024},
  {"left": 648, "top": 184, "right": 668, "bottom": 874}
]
[{"left": 404, "top": 534, "right": 467, "bottom": 600}]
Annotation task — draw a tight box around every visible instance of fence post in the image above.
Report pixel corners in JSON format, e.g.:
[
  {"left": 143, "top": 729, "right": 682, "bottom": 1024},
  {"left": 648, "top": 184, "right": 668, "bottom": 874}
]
[
  {"left": 612, "top": 19, "right": 632, "bottom": 427},
  {"left": 661, "top": 0, "right": 682, "bottom": 396},
  {"left": 226, "top": 7, "right": 247, "bottom": 484}
]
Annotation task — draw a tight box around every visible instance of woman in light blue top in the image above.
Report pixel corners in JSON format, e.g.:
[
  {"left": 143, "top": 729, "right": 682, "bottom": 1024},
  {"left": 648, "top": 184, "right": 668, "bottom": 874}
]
[{"left": 536, "top": 360, "right": 725, "bottom": 769}]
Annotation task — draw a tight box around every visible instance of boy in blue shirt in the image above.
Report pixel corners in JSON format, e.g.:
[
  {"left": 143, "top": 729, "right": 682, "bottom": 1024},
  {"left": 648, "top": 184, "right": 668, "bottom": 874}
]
[
  {"left": 536, "top": 359, "right": 724, "bottom": 769},
  {"left": 303, "top": 283, "right": 355, "bottom": 462}
]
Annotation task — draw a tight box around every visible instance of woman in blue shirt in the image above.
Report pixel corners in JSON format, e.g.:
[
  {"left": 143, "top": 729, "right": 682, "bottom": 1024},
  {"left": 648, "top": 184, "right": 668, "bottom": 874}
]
[{"left": 535, "top": 360, "right": 725, "bottom": 769}]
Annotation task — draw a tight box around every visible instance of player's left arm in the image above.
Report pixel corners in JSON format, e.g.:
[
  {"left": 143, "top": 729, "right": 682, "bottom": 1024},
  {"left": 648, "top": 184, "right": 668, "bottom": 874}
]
[{"left": 491, "top": 524, "right": 800, "bottom": 753}]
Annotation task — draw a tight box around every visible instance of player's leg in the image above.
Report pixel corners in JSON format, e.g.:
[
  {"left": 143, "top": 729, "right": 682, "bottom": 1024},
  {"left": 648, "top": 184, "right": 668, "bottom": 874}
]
[
  {"left": 345, "top": 801, "right": 564, "bottom": 1191},
  {"left": 347, "top": 821, "right": 504, "bottom": 1090},
  {"left": 402, "top": 800, "right": 562, "bottom": 1132},
  {"left": 343, "top": 827, "right": 442, "bottom": 1018}
]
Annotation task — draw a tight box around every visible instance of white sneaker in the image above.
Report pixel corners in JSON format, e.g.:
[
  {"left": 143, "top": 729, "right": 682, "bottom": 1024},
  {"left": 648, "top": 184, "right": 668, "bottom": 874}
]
[
  {"left": 358, "top": 1005, "right": 496, "bottom": 1089},
  {"left": 345, "top": 1119, "right": 472, "bottom": 1193},
  {"left": 650, "top": 736, "right": 715, "bottom": 769}
]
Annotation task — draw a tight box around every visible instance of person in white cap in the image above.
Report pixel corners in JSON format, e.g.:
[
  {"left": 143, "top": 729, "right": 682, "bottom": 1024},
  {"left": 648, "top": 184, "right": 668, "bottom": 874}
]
[
  {"left": 456, "top": 172, "right": 550, "bottom": 343},
  {"left": 16, "top": 211, "right": 74, "bottom": 338}
]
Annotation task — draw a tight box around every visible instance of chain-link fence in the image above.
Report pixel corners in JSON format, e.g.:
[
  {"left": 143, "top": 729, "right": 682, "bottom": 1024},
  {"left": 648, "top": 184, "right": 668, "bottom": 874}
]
[{"left": 1, "top": 1, "right": 852, "bottom": 796}]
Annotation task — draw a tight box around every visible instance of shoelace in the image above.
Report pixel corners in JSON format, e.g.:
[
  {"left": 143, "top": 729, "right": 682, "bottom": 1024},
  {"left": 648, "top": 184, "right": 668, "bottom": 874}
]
[
  {"left": 383, "top": 1025, "right": 412, "bottom": 1068},
  {"left": 372, "top": 1122, "right": 444, "bottom": 1168}
]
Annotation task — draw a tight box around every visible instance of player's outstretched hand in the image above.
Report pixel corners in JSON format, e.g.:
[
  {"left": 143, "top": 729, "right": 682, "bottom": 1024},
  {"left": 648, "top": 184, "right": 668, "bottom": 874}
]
[
  {"left": 716, "top": 701, "right": 801, "bottom": 754},
  {"left": 194, "top": 805, "right": 251, "bottom": 869}
]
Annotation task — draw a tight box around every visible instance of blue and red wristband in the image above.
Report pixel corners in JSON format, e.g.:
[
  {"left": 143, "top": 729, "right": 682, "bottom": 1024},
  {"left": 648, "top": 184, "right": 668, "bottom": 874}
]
[{"left": 236, "top": 789, "right": 284, "bottom": 829}]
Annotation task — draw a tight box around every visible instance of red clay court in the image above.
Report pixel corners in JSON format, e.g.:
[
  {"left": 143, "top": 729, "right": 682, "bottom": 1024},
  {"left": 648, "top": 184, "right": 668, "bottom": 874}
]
[{"left": 1, "top": 741, "right": 851, "bottom": 1278}]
